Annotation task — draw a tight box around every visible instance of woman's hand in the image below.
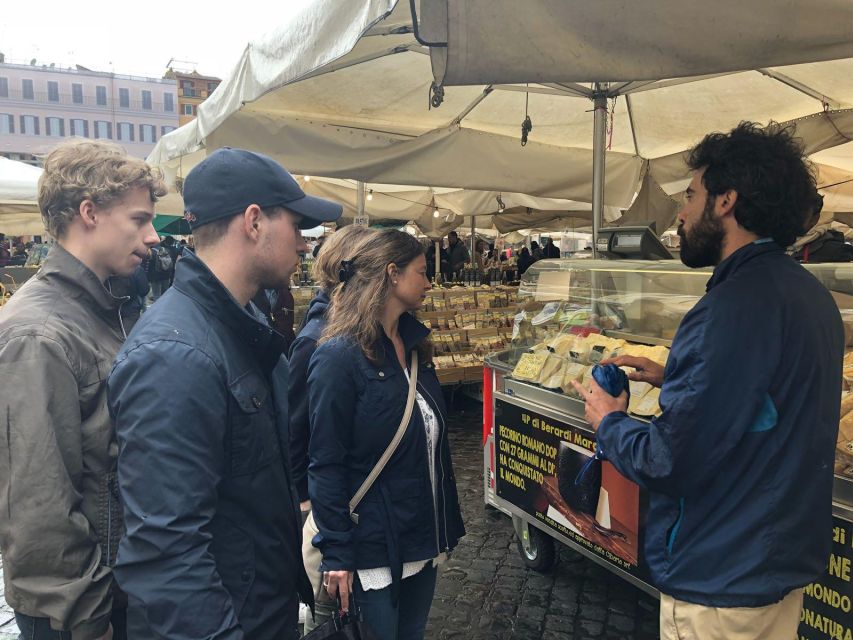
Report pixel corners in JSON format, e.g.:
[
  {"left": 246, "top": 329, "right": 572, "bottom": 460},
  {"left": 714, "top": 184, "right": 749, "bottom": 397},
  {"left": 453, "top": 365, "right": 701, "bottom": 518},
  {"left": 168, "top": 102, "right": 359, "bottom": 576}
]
[{"left": 324, "top": 570, "right": 355, "bottom": 612}]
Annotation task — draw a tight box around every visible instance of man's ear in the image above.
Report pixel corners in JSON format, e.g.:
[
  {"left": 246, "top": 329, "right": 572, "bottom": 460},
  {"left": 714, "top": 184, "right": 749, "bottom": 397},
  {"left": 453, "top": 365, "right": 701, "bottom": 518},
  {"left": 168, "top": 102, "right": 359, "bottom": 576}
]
[
  {"left": 78, "top": 199, "right": 98, "bottom": 229},
  {"left": 243, "top": 205, "right": 263, "bottom": 239},
  {"left": 714, "top": 189, "right": 738, "bottom": 219}
]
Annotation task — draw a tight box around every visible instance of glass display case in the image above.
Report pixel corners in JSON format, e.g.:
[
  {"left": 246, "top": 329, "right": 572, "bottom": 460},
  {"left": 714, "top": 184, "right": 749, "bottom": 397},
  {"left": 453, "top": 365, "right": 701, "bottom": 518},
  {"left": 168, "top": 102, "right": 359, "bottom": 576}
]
[{"left": 487, "top": 257, "right": 853, "bottom": 503}]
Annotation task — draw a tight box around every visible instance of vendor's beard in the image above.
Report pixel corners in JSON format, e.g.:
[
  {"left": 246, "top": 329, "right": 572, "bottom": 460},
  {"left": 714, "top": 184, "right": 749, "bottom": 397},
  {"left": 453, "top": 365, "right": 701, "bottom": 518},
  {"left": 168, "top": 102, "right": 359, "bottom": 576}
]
[{"left": 678, "top": 201, "right": 725, "bottom": 268}]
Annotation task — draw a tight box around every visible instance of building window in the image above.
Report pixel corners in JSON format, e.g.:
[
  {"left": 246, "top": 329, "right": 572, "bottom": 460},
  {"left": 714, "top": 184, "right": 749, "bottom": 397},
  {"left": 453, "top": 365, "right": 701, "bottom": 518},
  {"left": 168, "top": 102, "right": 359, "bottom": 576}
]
[
  {"left": 183, "top": 104, "right": 194, "bottom": 116},
  {"left": 181, "top": 80, "right": 195, "bottom": 97},
  {"left": 207, "top": 82, "right": 218, "bottom": 93},
  {"left": 164, "top": 92, "right": 174, "bottom": 112},
  {"left": 142, "top": 90, "right": 152, "bottom": 110},
  {"left": 72, "top": 83, "right": 83, "bottom": 104},
  {"left": 95, "top": 120, "right": 112, "bottom": 139},
  {"left": 139, "top": 124, "right": 155, "bottom": 143},
  {"left": 119, "top": 88, "right": 130, "bottom": 108},
  {"left": 48, "top": 81, "right": 59, "bottom": 102},
  {"left": 22, "top": 79, "right": 34, "bottom": 100},
  {"left": 20, "top": 115, "right": 39, "bottom": 135},
  {"left": 0, "top": 78, "right": 8, "bottom": 98},
  {"left": 117, "top": 122, "right": 134, "bottom": 141},
  {"left": 46, "top": 117, "right": 65, "bottom": 137},
  {"left": 0, "top": 114, "right": 13, "bottom": 134},
  {"left": 161, "top": 125, "right": 176, "bottom": 136},
  {"left": 70, "top": 119, "right": 88, "bottom": 137},
  {"left": 96, "top": 85, "right": 107, "bottom": 106}
]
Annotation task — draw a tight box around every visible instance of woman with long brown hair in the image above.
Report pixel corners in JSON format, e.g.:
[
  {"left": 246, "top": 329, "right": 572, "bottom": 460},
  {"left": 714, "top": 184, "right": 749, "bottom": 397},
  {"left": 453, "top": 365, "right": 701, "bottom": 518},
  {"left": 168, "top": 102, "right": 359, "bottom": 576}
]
[{"left": 307, "top": 229, "right": 465, "bottom": 640}]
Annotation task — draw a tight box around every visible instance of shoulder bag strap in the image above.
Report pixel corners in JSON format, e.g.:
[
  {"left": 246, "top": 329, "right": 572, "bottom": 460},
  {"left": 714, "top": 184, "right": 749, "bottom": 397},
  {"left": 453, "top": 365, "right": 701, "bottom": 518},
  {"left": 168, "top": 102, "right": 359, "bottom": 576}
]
[{"left": 349, "top": 349, "right": 419, "bottom": 523}]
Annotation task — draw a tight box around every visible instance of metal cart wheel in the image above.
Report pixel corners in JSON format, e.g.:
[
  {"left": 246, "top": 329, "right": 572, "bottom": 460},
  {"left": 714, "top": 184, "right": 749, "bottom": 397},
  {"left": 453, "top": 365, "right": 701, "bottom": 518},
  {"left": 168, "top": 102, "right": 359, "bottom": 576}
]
[{"left": 515, "top": 517, "right": 556, "bottom": 572}]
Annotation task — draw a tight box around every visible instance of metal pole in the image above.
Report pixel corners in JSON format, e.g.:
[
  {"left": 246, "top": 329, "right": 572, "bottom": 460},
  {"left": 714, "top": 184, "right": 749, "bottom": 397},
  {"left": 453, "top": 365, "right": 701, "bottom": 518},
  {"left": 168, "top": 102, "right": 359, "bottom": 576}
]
[
  {"left": 470, "top": 215, "right": 476, "bottom": 265},
  {"left": 356, "top": 181, "right": 365, "bottom": 217},
  {"left": 434, "top": 239, "right": 441, "bottom": 284},
  {"left": 591, "top": 83, "right": 608, "bottom": 259}
]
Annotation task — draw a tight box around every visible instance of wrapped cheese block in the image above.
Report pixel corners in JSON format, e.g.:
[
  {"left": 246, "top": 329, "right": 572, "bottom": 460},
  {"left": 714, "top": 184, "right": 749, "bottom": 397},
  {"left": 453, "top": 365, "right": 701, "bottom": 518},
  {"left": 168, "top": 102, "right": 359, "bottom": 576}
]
[
  {"left": 627, "top": 380, "right": 654, "bottom": 414},
  {"left": 538, "top": 354, "right": 567, "bottom": 389},
  {"left": 842, "top": 393, "right": 853, "bottom": 418},
  {"left": 549, "top": 333, "right": 577, "bottom": 357},
  {"left": 511, "top": 351, "right": 549, "bottom": 382},
  {"left": 561, "top": 363, "right": 590, "bottom": 397},
  {"left": 631, "top": 387, "right": 662, "bottom": 418}
]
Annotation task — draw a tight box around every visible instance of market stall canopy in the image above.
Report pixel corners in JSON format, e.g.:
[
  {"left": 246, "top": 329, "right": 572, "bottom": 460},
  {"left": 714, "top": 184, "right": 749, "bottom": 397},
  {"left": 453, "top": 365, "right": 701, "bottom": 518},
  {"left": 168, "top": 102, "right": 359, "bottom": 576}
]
[
  {"left": 148, "top": 0, "right": 853, "bottom": 232},
  {"left": 418, "top": 0, "right": 853, "bottom": 86},
  {"left": 298, "top": 176, "right": 620, "bottom": 237}
]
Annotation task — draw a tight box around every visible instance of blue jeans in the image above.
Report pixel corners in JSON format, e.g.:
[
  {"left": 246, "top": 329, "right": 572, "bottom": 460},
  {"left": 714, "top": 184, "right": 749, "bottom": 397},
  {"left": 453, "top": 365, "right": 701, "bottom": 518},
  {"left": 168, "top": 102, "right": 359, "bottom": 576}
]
[
  {"left": 15, "top": 608, "right": 126, "bottom": 640},
  {"left": 354, "top": 565, "right": 437, "bottom": 640}
]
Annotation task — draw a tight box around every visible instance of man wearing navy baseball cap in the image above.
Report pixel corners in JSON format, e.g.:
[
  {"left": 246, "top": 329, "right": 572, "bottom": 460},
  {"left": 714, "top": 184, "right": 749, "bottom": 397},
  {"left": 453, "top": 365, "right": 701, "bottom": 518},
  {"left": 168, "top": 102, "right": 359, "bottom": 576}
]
[{"left": 108, "top": 148, "right": 342, "bottom": 640}]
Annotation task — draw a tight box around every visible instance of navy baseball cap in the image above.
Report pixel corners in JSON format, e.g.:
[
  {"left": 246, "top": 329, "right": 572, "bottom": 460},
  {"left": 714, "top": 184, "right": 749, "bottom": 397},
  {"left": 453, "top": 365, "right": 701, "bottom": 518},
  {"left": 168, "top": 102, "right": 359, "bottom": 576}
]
[{"left": 182, "top": 147, "right": 342, "bottom": 230}]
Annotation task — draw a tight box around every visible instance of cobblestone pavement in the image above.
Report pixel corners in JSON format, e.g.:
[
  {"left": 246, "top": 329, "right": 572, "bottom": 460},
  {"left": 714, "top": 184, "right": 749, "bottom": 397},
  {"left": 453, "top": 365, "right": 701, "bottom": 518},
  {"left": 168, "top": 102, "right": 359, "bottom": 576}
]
[{"left": 426, "top": 397, "right": 660, "bottom": 640}]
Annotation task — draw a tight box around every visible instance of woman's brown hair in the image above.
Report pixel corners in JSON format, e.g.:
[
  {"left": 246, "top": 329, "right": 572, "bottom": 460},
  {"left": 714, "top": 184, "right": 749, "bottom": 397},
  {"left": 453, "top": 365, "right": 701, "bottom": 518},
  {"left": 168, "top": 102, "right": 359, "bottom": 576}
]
[
  {"left": 320, "top": 229, "right": 430, "bottom": 364},
  {"left": 312, "top": 225, "right": 376, "bottom": 290}
]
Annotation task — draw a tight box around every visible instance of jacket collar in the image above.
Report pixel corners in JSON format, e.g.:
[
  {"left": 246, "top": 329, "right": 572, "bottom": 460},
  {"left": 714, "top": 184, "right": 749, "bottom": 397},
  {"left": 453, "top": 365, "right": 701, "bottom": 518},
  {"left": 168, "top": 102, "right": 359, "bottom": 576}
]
[
  {"left": 705, "top": 238, "right": 783, "bottom": 292},
  {"left": 378, "top": 311, "right": 430, "bottom": 363},
  {"left": 39, "top": 244, "right": 126, "bottom": 313},
  {"left": 172, "top": 250, "right": 287, "bottom": 373}
]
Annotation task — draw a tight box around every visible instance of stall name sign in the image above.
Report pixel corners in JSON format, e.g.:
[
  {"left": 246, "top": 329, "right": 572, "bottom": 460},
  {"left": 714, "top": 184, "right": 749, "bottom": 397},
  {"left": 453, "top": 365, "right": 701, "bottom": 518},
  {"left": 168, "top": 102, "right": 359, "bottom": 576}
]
[
  {"left": 495, "top": 399, "right": 647, "bottom": 580},
  {"left": 799, "top": 517, "right": 853, "bottom": 639},
  {"left": 353, "top": 214, "right": 369, "bottom": 227}
]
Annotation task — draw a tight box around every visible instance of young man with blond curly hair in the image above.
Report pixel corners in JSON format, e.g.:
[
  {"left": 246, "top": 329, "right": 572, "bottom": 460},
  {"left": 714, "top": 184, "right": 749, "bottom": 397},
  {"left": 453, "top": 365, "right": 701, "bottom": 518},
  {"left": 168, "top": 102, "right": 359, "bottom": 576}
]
[{"left": 0, "top": 140, "right": 165, "bottom": 640}]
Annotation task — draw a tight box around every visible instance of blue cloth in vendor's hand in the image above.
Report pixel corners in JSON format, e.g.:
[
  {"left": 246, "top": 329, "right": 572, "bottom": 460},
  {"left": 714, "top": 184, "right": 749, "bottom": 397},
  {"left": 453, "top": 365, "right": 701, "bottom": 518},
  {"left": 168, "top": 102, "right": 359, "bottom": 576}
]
[{"left": 592, "top": 363, "right": 629, "bottom": 399}]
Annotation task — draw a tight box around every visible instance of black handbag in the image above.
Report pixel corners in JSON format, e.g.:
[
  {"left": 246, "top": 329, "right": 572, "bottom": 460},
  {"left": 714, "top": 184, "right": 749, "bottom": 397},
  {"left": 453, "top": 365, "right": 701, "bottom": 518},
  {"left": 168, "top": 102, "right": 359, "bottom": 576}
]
[{"left": 302, "top": 594, "right": 379, "bottom": 640}]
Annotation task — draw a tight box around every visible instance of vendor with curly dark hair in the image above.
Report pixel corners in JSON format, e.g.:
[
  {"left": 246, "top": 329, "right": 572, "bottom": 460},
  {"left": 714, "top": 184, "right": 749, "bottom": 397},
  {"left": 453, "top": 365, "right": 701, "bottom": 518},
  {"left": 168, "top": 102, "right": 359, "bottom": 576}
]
[{"left": 575, "top": 121, "right": 845, "bottom": 640}]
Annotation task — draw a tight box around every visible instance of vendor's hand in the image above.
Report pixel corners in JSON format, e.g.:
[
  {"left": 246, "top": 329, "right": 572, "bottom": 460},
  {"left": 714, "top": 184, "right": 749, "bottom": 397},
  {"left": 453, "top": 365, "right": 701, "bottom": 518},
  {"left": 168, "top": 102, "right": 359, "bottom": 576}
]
[
  {"left": 601, "top": 355, "right": 664, "bottom": 388},
  {"left": 324, "top": 570, "right": 354, "bottom": 612},
  {"left": 571, "top": 378, "right": 628, "bottom": 431}
]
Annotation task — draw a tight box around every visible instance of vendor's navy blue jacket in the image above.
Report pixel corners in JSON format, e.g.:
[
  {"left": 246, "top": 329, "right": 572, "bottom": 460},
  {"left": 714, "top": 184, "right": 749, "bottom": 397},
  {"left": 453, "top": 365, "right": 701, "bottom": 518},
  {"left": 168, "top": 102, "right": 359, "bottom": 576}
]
[
  {"left": 108, "top": 251, "right": 312, "bottom": 639},
  {"left": 307, "top": 313, "right": 465, "bottom": 594},
  {"left": 597, "top": 241, "right": 845, "bottom": 607},
  {"left": 288, "top": 289, "right": 330, "bottom": 502}
]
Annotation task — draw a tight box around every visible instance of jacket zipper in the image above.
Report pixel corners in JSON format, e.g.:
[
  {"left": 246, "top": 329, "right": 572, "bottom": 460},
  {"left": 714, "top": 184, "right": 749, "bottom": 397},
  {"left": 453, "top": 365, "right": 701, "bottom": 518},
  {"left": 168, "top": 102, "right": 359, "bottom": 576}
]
[{"left": 418, "top": 381, "right": 450, "bottom": 554}]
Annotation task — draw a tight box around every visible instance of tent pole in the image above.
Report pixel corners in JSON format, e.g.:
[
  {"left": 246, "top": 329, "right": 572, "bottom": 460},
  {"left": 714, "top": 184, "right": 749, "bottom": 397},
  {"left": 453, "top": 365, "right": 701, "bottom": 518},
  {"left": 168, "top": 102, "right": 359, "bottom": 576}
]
[
  {"left": 356, "top": 181, "right": 365, "bottom": 218},
  {"left": 470, "top": 215, "right": 476, "bottom": 262},
  {"left": 434, "top": 239, "right": 441, "bottom": 284},
  {"left": 591, "top": 83, "right": 608, "bottom": 258}
]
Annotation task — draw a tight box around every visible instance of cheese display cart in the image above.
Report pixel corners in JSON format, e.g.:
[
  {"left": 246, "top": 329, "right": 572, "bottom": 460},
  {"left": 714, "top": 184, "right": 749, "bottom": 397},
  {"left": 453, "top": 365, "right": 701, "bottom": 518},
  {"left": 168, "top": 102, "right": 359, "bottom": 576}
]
[{"left": 481, "top": 258, "right": 853, "bottom": 638}]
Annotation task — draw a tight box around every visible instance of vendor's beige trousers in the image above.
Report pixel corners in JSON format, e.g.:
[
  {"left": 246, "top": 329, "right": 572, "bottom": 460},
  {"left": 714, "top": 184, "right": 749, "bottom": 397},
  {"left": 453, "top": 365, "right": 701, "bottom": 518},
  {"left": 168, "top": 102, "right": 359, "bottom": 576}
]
[{"left": 659, "top": 588, "right": 803, "bottom": 640}]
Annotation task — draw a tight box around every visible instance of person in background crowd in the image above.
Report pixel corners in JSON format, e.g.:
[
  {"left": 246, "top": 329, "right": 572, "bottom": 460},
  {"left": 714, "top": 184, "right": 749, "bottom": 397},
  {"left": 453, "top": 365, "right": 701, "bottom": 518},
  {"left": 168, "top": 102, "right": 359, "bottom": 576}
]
[
  {"left": 0, "top": 234, "right": 10, "bottom": 265},
  {"left": 312, "top": 236, "right": 325, "bottom": 258},
  {"left": 530, "top": 240, "right": 544, "bottom": 260},
  {"left": 160, "top": 235, "right": 179, "bottom": 284},
  {"left": 107, "top": 148, "right": 342, "bottom": 640},
  {"left": 543, "top": 237, "right": 561, "bottom": 258},
  {"left": 445, "top": 230, "right": 470, "bottom": 278},
  {"left": 0, "top": 139, "right": 164, "bottom": 640},
  {"left": 291, "top": 224, "right": 377, "bottom": 635},
  {"left": 474, "top": 238, "right": 488, "bottom": 273},
  {"left": 252, "top": 286, "right": 297, "bottom": 351},
  {"left": 308, "top": 229, "right": 465, "bottom": 640},
  {"left": 577, "top": 122, "right": 844, "bottom": 640},
  {"left": 108, "top": 264, "right": 150, "bottom": 332},
  {"left": 517, "top": 246, "right": 535, "bottom": 275},
  {"left": 425, "top": 240, "right": 449, "bottom": 282},
  {"left": 147, "top": 239, "right": 172, "bottom": 301}
]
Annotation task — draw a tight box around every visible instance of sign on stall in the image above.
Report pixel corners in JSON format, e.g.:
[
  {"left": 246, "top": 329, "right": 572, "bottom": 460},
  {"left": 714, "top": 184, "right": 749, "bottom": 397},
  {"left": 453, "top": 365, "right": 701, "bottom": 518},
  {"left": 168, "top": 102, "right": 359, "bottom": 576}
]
[
  {"left": 799, "top": 516, "right": 853, "bottom": 640},
  {"left": 353, "top": 214, "right": 369, "bottom": 227},
  {"left": 495, "top": 399, "right": 648, "bottom": 579}
]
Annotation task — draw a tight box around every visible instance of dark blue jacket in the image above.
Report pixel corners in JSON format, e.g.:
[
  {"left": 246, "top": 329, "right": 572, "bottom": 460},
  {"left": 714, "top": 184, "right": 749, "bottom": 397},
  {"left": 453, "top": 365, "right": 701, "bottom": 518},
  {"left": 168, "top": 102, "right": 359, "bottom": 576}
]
[
  {"left": 597, "top": 241, "right": 845, "bottom": 607},
  {"left": 108, "top": 251, "right": 312, "bottom": 639},
  {"left": 288, "top": 289, "right": 330, "bottom": 502},
  {"left": 307, "top": 313, "right": 465, "bottom": 594}
]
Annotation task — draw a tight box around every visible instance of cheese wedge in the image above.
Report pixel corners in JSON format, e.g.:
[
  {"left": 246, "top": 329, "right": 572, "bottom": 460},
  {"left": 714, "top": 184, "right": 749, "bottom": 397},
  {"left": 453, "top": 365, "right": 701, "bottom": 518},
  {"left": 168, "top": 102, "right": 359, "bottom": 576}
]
[
  {"left": 561, "top": 363, "right": 589, "bottom": 396},
  {"left": 538, "top": 355, "right": 566, "bottom": 388}
]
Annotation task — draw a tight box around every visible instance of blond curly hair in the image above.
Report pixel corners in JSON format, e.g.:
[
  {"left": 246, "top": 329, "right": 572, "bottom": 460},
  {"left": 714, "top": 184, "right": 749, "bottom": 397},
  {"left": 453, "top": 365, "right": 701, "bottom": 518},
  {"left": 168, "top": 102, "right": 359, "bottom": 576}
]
[{"left": 38, "top": 140, "right": 167, "bottom": 239}]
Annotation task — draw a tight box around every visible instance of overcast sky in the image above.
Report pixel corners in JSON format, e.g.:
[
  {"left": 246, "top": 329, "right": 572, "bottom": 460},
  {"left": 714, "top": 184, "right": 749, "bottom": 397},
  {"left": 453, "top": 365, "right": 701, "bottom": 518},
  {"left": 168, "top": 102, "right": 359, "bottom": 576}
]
[{"left": 0, "top": 0, "right": 313, "bottom": 79}]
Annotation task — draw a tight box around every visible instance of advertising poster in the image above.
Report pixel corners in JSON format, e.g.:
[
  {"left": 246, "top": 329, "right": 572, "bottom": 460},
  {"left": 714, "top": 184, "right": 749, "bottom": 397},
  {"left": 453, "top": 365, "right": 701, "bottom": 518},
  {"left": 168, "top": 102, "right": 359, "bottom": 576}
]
[
  {"left": 494, "top": 398, "right": 648, "bottom": 579},
  {"left": 799, "top": 516, "right": 853, "bottom": 639}
]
